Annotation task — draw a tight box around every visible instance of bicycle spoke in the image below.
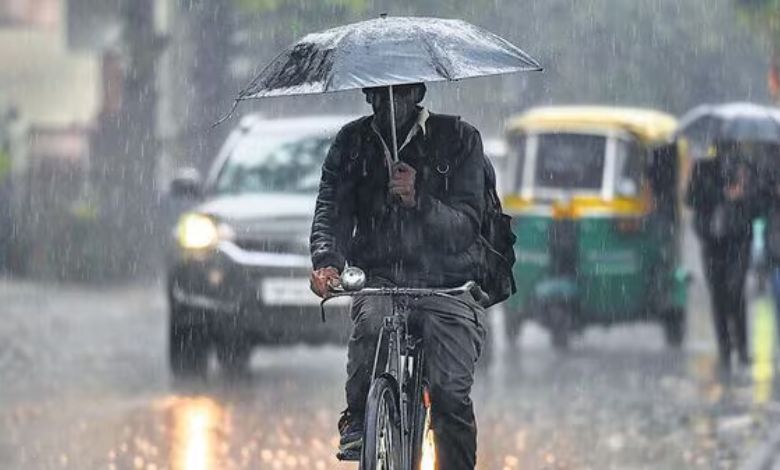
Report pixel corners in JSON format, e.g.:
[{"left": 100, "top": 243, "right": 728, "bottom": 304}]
[
  {"left": 376, "top": 393, "right": 390, "bottom": 469},
  {"left": 378, "top": 405, "right": 386, "bottom": 468}
]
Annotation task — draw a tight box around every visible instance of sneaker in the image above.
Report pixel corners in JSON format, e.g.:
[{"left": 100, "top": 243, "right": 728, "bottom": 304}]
[{"left": 337, "top": 410, "right": 363, "bottom": 460}]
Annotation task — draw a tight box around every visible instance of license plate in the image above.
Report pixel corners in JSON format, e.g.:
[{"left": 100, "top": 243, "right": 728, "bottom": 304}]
[{"left": 261, "top": 277, "right": 350, "bottom": 307}]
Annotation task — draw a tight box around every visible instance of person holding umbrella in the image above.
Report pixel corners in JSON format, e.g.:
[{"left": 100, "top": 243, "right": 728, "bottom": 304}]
[
  {"left": 678, "top": 104, "right": 780, "bottom": 373},
  {"left": 685, "top": 141, "right": 762, "bottom": 372},
  {"left": 309, "top": 81, "right": 489, "bottom": 466},
  {"left": 225, "top": 16, "right": 541, "bottom": 467}
]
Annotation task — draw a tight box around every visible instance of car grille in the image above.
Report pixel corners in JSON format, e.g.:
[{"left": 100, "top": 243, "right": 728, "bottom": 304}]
[{"left": 232, "top": 238, "right": 308, "bottom": 255}]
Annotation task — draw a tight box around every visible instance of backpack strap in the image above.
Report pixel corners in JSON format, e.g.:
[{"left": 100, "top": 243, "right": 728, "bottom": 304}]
[
  {"left": 482, "top": 156, "right": 502, "bottom": 212},
  {"left": 425, "top": 113, "right": 502, "bottom": 209},
  {"left": 424, "top": 113, "right": 465, "bottom": 168}
]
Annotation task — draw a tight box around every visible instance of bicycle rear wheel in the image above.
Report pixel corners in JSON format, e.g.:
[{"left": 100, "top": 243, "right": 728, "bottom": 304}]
[{"left": 361, "top": 376, "right": 402, "bottom": 470}]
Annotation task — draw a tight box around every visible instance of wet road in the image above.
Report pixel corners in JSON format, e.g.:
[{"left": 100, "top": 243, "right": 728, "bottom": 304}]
[{"left": 1, "top": 228, "right": 779, "bottom": 469}]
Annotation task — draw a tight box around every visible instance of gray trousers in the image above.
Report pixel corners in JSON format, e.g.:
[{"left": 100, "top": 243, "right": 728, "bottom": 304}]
[{"left": 346, "top": 292, "right": 486, "bottom": 470}]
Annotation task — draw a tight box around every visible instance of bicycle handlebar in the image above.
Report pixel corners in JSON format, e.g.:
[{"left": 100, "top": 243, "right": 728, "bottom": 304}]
[
  {"left": 318, "top": 280, "right": 490, "bottom": 322},
  {"left": 326, "top": 280, "right": 479, "bottom": 299}
]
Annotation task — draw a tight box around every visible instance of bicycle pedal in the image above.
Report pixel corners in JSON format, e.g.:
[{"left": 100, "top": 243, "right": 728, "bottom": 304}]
[{"left": 336, "top": 449, "right": 361, "bottom": 461}]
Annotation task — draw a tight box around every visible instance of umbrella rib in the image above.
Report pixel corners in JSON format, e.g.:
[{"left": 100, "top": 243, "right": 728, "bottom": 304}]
[
  {"left": 322, "top": 25, "right": 358, "bottom": 93},
  {"left": 418, "top": 29, "right": 454, "bottom": 81},
  {"left": 238, "top": 47, "right": 293, "bottom": 100}
]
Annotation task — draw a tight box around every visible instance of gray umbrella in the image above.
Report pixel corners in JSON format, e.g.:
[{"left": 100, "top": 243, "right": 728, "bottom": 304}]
[
  {"left": 239, "top": 16, "right": 541, "bottom": 98},
  {"left": 227, "top": 15, "right": 541, "bottom": 160}
]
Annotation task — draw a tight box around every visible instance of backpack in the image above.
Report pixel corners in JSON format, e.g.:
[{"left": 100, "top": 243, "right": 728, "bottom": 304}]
[
  {"left": 479, "top": 156, "right": 518, "bottom": 307},
  {"left": 426, "top": 114, "right": 517, "bottom": 307}
]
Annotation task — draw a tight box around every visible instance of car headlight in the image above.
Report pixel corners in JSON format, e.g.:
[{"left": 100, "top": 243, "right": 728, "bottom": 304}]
[{"left": 176, "top": 213, "right": 233, "bottom": 250}]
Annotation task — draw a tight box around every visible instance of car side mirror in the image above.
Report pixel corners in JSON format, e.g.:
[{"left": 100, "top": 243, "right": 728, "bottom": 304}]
[{"left": 170, "top": 168, "right": 203, "bottom": 199}]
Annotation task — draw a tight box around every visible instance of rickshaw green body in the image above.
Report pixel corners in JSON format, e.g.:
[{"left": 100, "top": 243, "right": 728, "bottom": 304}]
[
  {"left": 503, "top": 107, "right": 689, "bottom": 346},
  {"left": 507, "top": 213, "right": 682, "bottom": 321}
]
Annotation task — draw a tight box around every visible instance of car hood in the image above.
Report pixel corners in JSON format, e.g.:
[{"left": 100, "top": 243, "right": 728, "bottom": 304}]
[{"left": 196, "top": 193, "right": 316, "bottom": 239}]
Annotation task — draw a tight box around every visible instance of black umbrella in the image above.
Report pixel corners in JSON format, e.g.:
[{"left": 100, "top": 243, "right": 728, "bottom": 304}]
[
  {"left": 677, "top": 102, "right": 780, "bottom": 159},
  {"left": 226, "top": 15, "right": 542, "bottom": 161}
]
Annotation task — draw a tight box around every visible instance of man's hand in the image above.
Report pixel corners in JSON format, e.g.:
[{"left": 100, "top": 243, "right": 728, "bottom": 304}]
[
  {"left": 389, "top": 162, "right": 417, "bottom": 208},
  {"left": 724, "top": 166, "right": 748, "bottom": 201},
  {"left": 310, "top": 266, "right": 341, "bottom": 298},
  {"left": 724, "top": 182, "right": 745, "bottom": 201}
]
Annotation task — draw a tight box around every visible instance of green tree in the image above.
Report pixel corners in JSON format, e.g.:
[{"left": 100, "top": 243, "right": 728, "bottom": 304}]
[
  {"left": 236, "top": 0, "right": 369, "bottom": 13},
  {"left": 735, "top": 0, "right": 780, "bottom": 99},
  {"left": 736, "top": 0, "right": 780, "bottom": 44}
]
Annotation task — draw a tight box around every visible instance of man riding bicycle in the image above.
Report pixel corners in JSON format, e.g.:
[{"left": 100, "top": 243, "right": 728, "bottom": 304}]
[{"left": 310, "top": 82, "right": 487, "bottom": 469}]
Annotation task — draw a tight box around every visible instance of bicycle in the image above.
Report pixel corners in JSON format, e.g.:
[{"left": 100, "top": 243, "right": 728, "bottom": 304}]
[{"left": 322, "top": 267, "right": 485, "bottom": 470}]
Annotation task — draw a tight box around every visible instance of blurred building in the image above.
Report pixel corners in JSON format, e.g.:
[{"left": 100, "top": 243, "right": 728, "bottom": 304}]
[
  {"left": 0, "top": 0, "right": 98, "bottom": 274},
  {"left": 0, "top": 0, "right": 60, "bottom": 29},
  {"left": 0, "top": 0, "right": 99, "bottom": 138},
  {"left": 0, "top": 0, "right": 174, "bottom": 277}
]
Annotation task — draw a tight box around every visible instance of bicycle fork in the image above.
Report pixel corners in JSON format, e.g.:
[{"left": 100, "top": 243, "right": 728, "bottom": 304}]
[{"left": 370, "top": 305, "right": 415, "bottom": 467}]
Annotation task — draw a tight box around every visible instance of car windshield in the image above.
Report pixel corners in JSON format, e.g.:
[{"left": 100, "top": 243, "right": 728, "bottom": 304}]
[
  {"left": 214, "top": 132, "right": 332, "bottom": 195},
  {"left": 534, "top": 133, "right": 606, "bottom": 190}
]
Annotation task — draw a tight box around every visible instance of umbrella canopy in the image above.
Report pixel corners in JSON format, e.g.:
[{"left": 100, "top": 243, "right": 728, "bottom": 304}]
[
  {"left": 677, "top": 102, "right": 780, "bottom": 157},
  {"left": 237, "top": 16, "right": 542, "bottom": 99}
]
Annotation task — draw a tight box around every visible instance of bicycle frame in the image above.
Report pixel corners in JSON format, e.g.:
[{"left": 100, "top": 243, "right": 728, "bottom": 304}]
[{"left": 369, "top": 296, "right": 420, "bottom": 467}]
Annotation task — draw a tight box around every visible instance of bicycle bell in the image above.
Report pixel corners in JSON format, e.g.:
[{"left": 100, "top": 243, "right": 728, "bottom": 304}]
[{"left": 341, "top": 266, "right": 366, "bottom": 291}]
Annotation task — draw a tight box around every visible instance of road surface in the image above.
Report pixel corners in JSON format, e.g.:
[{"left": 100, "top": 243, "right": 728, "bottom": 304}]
[{"left": 1, "top": 228, "right": 778, "bottom": 469}]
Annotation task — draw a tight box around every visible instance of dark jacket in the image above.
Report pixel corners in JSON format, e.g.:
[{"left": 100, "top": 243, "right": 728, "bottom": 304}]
[
  {"left": 685, "top": 158, "right": 761, "bottom": 248},
  {"left": 310, "top": 112, "right": 485, "bottom": 287}
]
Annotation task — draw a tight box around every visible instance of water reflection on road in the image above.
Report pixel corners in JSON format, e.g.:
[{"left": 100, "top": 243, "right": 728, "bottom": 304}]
[{"left": 166, "top": 396, "right": 223, "bottom": 470}]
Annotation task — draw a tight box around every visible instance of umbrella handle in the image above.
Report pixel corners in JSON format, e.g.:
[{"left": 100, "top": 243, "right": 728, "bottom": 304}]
[{"left": 388, "top": 85, "right": 399, "bottom": 163}]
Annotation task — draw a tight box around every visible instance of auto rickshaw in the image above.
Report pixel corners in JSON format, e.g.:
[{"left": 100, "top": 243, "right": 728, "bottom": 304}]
[{"left": 503, "top": 106, "right": 689, "bottom": 349}]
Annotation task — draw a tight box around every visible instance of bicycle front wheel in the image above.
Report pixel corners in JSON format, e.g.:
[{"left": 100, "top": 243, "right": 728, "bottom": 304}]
[{"left": 361, "top": 376, "right": 402, "bottom": 470}]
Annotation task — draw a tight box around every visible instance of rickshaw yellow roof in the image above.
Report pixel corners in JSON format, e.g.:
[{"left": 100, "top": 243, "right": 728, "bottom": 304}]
[{"left": 507, "top": 106, "right": 679, "bottom": 143}]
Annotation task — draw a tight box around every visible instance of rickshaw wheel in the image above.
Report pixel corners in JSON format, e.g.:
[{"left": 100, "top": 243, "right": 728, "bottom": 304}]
[
  {"left": 547, "top": 304, "right": 571, "bottom": 351},
  {"left": 551, "top": 328, "right": 570, "bottom": 350},
  {"left": 662, "top": 308, "right": 685, "bottom": 349}
]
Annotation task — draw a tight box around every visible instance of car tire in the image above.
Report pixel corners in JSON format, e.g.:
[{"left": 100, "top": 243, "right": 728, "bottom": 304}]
[
  {"left": 551, "top": 328, "right": 569, "bottom": 351},
  {"left": 216, "top": 338, "right": 252, "bottom": 376},
  {"left": 169, "top": 305, "right": 210, "bottom": 378}
]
